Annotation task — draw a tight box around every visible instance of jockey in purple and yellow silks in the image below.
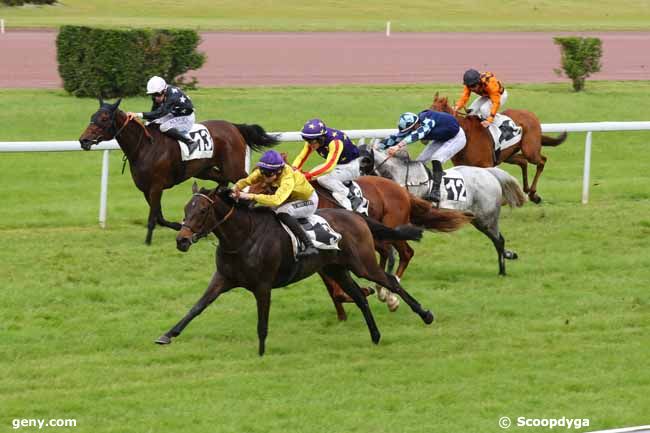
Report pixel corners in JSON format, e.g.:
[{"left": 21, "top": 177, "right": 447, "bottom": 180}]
[
  {"left": 232, "top": 150, "right": 319, "bottom": 258},
  {"left": 292, "top": 118, "right": 361, "bottom": 211}
]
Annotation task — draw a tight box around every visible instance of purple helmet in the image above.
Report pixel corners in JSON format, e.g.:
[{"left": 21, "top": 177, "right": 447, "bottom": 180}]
[
  {"left": 257, "top": 150, "right": 285, "bottom": 171},
  {"left": 301, "top": 118, "right": 327, "bottom": 139}
]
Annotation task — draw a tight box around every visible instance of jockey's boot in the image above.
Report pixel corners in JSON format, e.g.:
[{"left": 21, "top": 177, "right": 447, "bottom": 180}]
[
  {"left": 166, "top": 128, "right": 199, "bottom": 154},
  {"left": 424, "top": 160, "right": 444, "bottom": 206},
  {"left": 278, "top": 213, "right": 319, "bottom": 258}
]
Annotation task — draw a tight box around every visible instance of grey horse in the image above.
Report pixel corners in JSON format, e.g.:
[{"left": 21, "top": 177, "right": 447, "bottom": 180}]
[{"left": 359, "top": 144, "right": 526, "bottom": 275}]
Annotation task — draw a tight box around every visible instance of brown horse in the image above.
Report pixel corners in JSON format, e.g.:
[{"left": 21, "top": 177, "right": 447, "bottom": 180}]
[
  {"left": 430, "top": 93, "right": 567, "bottom": 203},
  {"left": 250, "top": 175, "right": 471, "bottom": 320},
  {"left": 78, "top": 98, "right": 277, "bottom": 244},
  {"left": 312, "top": 176, "right": 471, "bottom": 318},
  {"left": 159, "top": 184, "right": 435, "bottom": 356}
]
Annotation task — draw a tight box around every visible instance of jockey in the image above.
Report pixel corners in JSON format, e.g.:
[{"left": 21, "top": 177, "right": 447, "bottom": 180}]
[
  {"left": 126, "top": 76, "right": 199, "bottom": 154},
  {"left": 232, "top": 150, "right": 319, "bottom": 258},
  {"left": 292, "top": 118, "right": 361, "bottom": 211},
  {"left": 453, "top": 69, "right": 507, "bottom": 128},
  {"left": 379, "top": 110, "right": 466, "bottom": 205}
]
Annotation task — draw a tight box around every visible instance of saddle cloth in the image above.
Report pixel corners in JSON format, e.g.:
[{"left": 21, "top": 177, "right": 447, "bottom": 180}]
[
  {"left": 343, "top": 181, "right": 369, "bottom": 215},
  {"left": 432, "top": 167, "right": 469, "bottom": 210},
  {"left": 280, "top": 214, "right": 342, "bottom": 258},
  {"left": 179, "top": 124, "right": 215, "bottom": 161},
  {"left": 486, "top": 113, "right": 523, "bottom": 153}
]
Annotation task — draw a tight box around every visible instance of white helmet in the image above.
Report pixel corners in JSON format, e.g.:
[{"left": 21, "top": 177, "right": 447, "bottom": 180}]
[{"left": 146, "top": 76, "right": 167, "bottom": 94}]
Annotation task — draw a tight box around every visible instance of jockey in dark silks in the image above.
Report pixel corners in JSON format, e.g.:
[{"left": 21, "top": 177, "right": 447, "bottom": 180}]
[
  {"left": 232, "top": 150, "right": 319, "bottom": 258},
  {"left": 379, "top": 110, "right": 466, "bottom": 205},
  {"left": 292, "top": 118, "right": 361, "bottom": 211},
  {"left": 127, "top": 76, "right": 199, "bottom": 154}
]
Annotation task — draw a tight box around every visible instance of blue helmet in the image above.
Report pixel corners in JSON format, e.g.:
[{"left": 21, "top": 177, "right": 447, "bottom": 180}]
[
  {"left": 463, "top": 69, "right": 481, "bottom": 86},
  {"left": 398, "top": 112, "right": 419, "bottom": 132},
  {"left": 301, "top": 118, "right": 327, "bottom": 139},
  {"left": 257, "top": 150, "right": 285, "bottom": 171}
]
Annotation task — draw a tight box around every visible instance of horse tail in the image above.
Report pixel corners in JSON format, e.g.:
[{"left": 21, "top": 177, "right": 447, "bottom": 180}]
[
  {"left": 361, "top": 215, "right": 423, "bottom": 242},
  {"left": 485, "top": 168, "right": 527, "bottom": 207},
  {"left": 408, "top": 194, "right": 472, "bottom": 232},
  {"left": 541, "top": 131, "right": 567, "bottom": 147},
  {"left": 234, "top": 123, "right": 278, "bottom": 152}
]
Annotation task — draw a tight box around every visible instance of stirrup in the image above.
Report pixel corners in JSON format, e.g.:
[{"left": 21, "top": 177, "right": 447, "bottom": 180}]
[{"left": 298, "top": 245, "right": 319, "bottom": 258}]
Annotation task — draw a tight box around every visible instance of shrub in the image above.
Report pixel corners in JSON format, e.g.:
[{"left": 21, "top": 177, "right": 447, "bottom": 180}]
[
  {"left": 1, "top": 0, "right": 56, "bottom": 5},
  {"left": 56, "top": 26, "right": 205, "bottom": 98},
  {"left": 554, "top": 36, "right": 603, "bottom": 92}
]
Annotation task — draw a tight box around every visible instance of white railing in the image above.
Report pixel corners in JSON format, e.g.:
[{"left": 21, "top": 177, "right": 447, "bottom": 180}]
[{"left": 1, "top": 122, "right": 650, "bottom": 227}]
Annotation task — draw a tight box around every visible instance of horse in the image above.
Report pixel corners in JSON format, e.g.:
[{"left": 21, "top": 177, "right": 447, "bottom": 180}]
[
  {"left": 311, "top": 176, "right": 471, "bottom": 317},
  {"left": 157, "top": 184, "right": 435, "bottom": 356},
  {"left": 430, "top": 93, "right": 567, "bottom": 203},
  {"left": 78, "top": 98, "right": 278, "bottom": 244},
  {"left": 363, "top": 145, "right": 526, "bottom": 276}
]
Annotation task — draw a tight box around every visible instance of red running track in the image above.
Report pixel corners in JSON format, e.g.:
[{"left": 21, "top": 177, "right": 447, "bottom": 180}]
[{"left": 0, "top": 30, "right": 649, "bottom": 88}]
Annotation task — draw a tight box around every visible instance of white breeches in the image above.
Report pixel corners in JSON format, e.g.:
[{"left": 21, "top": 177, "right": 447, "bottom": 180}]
[
  {"left": 416, "top": 128, "right": 467, "bottom": 164},
  {"left": 468, "top": 89, "right": 508, "bottom": 120},
  {"left": 274, "top": 191, "right": 319, "bottom": 218}
]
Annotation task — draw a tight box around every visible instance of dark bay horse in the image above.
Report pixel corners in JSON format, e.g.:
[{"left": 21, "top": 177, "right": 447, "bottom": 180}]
[
  {"left": 312, "top": 176, "right": 471, "bottom": 316},
  {"left": 430, "top": 93, "right": 567, "bottom": 203},
  {"left": 78, "top": 99, "right": 277, "bottom": 244},
  {"left": 158, "top": 184, "right": 435, "bottom": 356}
]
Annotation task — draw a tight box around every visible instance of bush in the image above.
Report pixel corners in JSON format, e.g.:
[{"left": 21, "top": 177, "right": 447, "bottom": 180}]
[
  {"left": 1, "top": 0, "right": 56, "bottom": 4},
  {"left": 554, "top": 36, "right": 603, "bottom": 92},
  {"left": 56, "top": 26, "right": 205, "bottom": 98}
]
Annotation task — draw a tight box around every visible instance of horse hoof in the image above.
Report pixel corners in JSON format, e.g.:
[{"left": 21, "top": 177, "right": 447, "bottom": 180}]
[
  {"left": 377, "top": 287, "right": 388, "bottom": 302},
  {"left": 504, "top": 250, "right": 518, "bottom": 260},
  {"left": 387, "top": 295, "right": 400, "bottom": 312},
  {"left": 423, "top": 311, "right": 435, "bottom": 324},
  {"left": 531, "top": 194, "right": 542, "bottom": 204},
  {"left": 361, "top": 286, "right": 376, "bottom": 296},
  {"left": 371, "top": 331, "right": 381, "bottom": 345},
  {"left": 155, "top": 335, "right": 171, "bottom": 345}
]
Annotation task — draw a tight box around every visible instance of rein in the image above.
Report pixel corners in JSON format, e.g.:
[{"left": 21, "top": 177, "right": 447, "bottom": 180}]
[
  {"left": 112, "top": 113, "right": 153, "bottom": 174},
  {"left": 184, "top": 193, "right": 251, "bottom": 254}
]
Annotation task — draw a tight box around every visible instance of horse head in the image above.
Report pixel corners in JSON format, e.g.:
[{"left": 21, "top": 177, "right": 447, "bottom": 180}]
[
  {"left": 79, "top": 98, "right": 123, "bottom": 150},
  {"left": 430, "top": 93, "right": 453, "bottom": 114},
  {"left": 357, "top": 144, "right": 375, "bottom": 175},
  {"left": 176, "top": 184, "right": 243, "bottom": 252}
]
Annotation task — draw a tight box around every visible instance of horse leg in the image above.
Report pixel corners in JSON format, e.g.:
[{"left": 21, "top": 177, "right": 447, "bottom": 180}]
[
  {"left": 374, "top": 241, "right": 392, "bottom": 303},
  {"left": 526, "top": 154, "right": 547, "bottom": 204},
  {"left": 319, "top": 273, "right": 348, "bottom": 321},
  {"left": 355, "top": 262, "right": 434, "bottom": 324},
  {"left": 143, "top": 188, "right": 159, "bottom": 245},
  {"left": 253, "top": 285, "right": 272, "bottom": 356},
  {"left": 505, "top": 153, "right": 530, "bottom": 193},
  {"left": 156, "top": 271, "right": 232, "bottom": 344},
  {"left": 323, "top": 266, "right": 380, "bottom": 344},
  {"left": 472, "top": 220, "right": 507, "bottom": 276}
]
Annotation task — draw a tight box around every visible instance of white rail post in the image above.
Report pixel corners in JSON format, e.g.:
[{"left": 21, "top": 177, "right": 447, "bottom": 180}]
[
  {"left": 99, "top": 150, "right": 110, "bottom": 228},
  {"left": 581, "top": 131, "right": 593, "bottom": 204},
  {"left": 245, "top": 145, "right": 251, "bottom": 173},
  {"left": 1, "top": 19, "right": 5, "bottom": 34},
  {"left": 386, "top": 21, "right": 391, "bottom": 37}
]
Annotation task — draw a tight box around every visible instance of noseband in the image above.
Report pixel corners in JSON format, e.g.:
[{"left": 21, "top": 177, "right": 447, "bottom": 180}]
[{"left": 182, "top": 193, "right": 235, "bottom": 244}]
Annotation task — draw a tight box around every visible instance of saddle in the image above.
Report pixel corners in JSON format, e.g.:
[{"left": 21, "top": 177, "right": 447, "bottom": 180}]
[{"left": 279, "top": 214, "right": 342, "bottom": 259}]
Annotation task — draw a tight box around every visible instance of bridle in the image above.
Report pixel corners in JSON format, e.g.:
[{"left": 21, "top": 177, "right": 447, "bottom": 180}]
[{"left": 181, "top": 193, "right": 251, "bottom": 254}]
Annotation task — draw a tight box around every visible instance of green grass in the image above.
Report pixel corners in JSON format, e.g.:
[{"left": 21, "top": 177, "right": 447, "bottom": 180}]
[
  {"left": 2, "top": 0, "right": 650, "bottom": 31},
  {"left": 1, "top": 82, "right": 649, "bottom": 433}
]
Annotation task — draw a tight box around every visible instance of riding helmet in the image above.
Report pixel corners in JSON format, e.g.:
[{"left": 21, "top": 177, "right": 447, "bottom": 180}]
[
  {"left": 398, "top": 112, "right": 419, "bottom": 132},
  {"left": 462, "top": 69, "right": 481, "bottom": 87},
  {"left": 301, "top": 118, "right": 327, "bottom": 139},
  {"left": 146, "top": 76, "right": 167, "bottom": 94},
  {"left": 257, "top": 150, "right": 285, "bottom": 171}
]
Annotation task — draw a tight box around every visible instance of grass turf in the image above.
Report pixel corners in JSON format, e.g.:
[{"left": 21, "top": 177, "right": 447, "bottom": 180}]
[{"left": 1, "top": 82, "right": 649, "bottom": 432}]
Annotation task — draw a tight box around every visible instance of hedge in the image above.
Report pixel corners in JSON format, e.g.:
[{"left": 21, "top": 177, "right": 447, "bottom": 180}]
[
  {"left": 56, "top": 26, "right": 205, "bottom": 98},
  {"left": 1, "top": 0, "right": 56, "bottom": 5}
]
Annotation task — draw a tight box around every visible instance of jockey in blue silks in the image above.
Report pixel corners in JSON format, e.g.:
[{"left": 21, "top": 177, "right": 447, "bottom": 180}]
[{"left": 378, "top": 110, "right": 466, "bottom": 204}]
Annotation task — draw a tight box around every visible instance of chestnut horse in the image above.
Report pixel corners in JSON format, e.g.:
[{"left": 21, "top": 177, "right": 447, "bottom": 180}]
[
  {"left": 430, "top": 93, "right": 567, "bottom": 203},
  {"left": 79, "top": 99, "right": 277, "bottom": 244},
  {"left": 312, "top": 176, "right": 471, "bottom": 318},
  {"left": 160, "top": 184, "right": 435, "bottom": 356}
]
